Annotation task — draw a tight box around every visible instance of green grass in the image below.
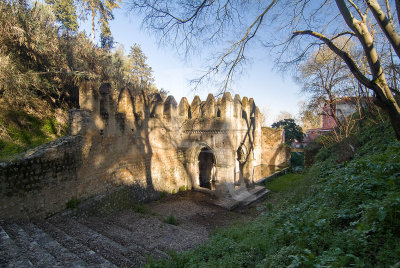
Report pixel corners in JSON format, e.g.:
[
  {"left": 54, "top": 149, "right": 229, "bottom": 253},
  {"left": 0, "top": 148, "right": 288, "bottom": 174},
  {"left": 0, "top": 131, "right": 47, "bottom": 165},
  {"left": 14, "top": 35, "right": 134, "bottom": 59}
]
[
  {"left": 66, "top": 197, "right": 80, "bottom": 209},
  {"left": 178, "top": 185, "right": 188, "bottom": 192},
  {"left": 0, "top": 110, "right": 67, "bottom": 160},
  {"left": 265, "top": 173, "right": 306, "bottom": 193},
  {"left": 133, "top": 204, "right": 149, "bottom": 214},
  {"left": 163, "top": 214, "right": 179, "bottom": 226}
]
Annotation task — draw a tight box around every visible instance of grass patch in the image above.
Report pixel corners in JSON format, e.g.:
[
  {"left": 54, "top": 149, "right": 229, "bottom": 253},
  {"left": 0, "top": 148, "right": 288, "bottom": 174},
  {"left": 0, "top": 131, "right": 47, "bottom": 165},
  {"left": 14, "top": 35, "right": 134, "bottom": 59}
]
[
  {"left": 264, "top": 173, "right": 313, "bottom": 209},
  {"left": 133, "top": 204, "right": 149, "bottom": 214},
  {"left": 66, "top": 197, "right": 80, "bottom": 209},
  {"left": 178, "top": 185, "right": 187, "bottom": 192},
  {"left": 0, "top": 110, "right": 67, "bottom": 160},
  {"left": 163, "top": 213, "right": 179, "bottom": 226},
  {"left": 265, "top": 173, "right": 306, "bottom": 193}
]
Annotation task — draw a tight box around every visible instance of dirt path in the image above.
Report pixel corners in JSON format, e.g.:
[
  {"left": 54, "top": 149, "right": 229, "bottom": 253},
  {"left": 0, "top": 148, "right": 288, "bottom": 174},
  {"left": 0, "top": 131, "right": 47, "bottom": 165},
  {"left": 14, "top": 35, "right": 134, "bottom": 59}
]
[{"left": 147, "top": 191, "right": 259, "bottom": 237}]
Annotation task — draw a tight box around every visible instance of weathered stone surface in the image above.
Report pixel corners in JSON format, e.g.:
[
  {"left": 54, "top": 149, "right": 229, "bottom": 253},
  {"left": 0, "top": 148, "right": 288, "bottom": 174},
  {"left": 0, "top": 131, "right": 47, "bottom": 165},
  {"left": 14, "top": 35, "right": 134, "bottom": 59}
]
[
  {"left": 178, "top": 97, "right": 190, "bottom": 118},
  {"left": 190, "top": 95, "right": 202, "bottom": 118},
  {"left": 163, "top": 95, "right": 178, "bottom": 119},
  {"left": 261, "top": 127, "right": 290, "bottom": 171}
]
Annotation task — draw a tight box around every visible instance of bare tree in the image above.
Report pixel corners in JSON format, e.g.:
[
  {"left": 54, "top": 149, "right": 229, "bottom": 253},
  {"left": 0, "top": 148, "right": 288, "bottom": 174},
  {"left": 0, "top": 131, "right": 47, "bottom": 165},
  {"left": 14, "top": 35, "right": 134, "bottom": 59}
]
[
  {"left": 128, "top": 0, "right": 400, "bottom": 140},
  {"left": 274, "top": 110, "right": 294, "bottom": 123},
  {"left": 298, "top": 41, "right": 356, "bottom": 127},
  {"left": 129, "top": 0, "right": 278, "bottom": 90},
  {"left": 298, "top": 101, "right": 322, "bottom": 130},
  {"left": 260, "top": 106, "right": 271, "bottom": 127}
]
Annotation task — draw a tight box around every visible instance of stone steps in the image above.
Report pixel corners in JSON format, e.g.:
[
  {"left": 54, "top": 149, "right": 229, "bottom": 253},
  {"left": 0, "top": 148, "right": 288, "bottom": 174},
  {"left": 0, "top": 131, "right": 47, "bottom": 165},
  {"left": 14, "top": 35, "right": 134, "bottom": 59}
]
[
  {"left": 2, "top": 222, "right": 60, "bottom": 267},
  {"left": 51, "top": 218, "right": 139, "bottom": 267},
  {"left": 215, "top": 185, "right": 270, "bottom": 210},
  {"left": 0, "top": 209, "right": 207, "bottom": 267},
  {"left": 0, "top": 225, "right": 33, "bottom": 267},
  {"left": 23, "top": 222, "right": 87, "bottom": 267},
  {"left": 77, "top": 217, "right": 153, "bottom": 262},
  {"left": 35, "top": 221, "right": 116, "bottom": 268}
]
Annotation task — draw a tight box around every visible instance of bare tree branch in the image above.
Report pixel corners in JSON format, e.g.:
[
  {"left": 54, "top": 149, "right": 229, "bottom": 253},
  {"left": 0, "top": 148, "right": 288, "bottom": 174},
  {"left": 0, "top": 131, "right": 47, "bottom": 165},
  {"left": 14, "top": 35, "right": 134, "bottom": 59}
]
[
  {"left": 366, "top": 0, "right": 400, "bottom": 59},
  {"left": 347, "top": 0, "right": 366, "bottom": 20},
  {"left": 191, "top": 0, "right": 278, "bottom": 91},
  {"left": 292, "top": 30, "right": 372, "bottom": 88}
]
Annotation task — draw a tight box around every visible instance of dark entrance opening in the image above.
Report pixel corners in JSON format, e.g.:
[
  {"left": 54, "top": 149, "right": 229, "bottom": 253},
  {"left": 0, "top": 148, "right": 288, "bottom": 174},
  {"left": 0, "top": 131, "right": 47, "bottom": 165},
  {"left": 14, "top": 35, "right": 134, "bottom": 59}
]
[{"left": 198, "top": 147, "right": 216, "bottom": 189}]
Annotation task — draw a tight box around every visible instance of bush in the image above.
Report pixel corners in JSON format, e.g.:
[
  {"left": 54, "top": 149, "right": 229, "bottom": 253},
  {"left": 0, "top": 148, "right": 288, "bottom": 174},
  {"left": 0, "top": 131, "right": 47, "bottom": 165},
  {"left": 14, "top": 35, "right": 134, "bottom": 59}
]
[
  {"left": 290, "top": 152, "right": 304, "bottom": 168},
  {"left": 303, "top": 141, "right": 322, "bottom": 166}
]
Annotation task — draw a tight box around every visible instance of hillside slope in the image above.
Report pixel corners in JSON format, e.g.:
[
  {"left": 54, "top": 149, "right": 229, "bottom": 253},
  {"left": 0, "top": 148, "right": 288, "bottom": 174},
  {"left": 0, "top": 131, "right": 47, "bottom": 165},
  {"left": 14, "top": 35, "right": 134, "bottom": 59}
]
[{"left": 0, "top": 101, "right": 68, "bottom": 160}]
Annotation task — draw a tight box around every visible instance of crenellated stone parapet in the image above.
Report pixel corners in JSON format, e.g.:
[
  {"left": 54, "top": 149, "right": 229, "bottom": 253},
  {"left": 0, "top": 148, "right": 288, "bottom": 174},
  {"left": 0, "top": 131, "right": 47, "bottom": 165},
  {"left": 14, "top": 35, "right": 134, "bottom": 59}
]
[{"left": 75, "top": 82, "right": 263, "bottom": 136}]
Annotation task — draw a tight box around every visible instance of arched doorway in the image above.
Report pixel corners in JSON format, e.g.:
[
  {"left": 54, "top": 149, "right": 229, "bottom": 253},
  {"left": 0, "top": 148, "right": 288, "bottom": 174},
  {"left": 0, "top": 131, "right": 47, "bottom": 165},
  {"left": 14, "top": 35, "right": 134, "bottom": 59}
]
[{"left": 198, "top": 147, "right": 216, "bottom": 189}]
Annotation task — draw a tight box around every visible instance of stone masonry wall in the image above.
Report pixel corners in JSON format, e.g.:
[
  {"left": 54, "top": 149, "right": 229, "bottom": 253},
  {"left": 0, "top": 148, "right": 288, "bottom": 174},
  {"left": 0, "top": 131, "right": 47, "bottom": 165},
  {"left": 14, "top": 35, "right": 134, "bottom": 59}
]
[
  {"left": 261, "top": 127, "right": 290, "bottom": 177},
  {"left": 0, "top": 136, "right": 83, "bottom": 219}
]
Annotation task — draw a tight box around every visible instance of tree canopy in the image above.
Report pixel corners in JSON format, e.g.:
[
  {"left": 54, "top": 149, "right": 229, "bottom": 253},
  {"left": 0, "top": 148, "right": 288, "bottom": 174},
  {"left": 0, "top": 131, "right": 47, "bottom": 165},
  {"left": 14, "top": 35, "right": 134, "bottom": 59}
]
[
  {"left": 0, "top": 0, "right": 156, "bottom": 111},
  {"left": 82, "top": 0, "right": 121, "bottom": 47},
  {"left": 45, "top": 0, "right": 78, "bottom": 33},
  {"left": 272, "top": 118, "right": 304, "bottom": 145}
]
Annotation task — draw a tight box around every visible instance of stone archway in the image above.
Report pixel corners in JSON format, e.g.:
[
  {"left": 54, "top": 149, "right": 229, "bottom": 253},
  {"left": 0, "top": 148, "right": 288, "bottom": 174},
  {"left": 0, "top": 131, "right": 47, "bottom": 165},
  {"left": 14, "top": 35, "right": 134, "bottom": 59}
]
[{"left": 198, "top": 147, "right": 216, "bottom": 190}]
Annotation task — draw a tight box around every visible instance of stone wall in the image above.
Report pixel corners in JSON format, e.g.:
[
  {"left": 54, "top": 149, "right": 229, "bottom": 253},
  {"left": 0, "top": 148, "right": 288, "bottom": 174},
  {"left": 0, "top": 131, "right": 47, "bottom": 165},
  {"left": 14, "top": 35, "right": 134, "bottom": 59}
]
[
  {"left": 261, "top": 127, "right": 290, "bottom": 177},
  {"left": 0, "top": 82, "right": 288, "bottom": 219},
  {"left": 0, "top": 136, "right": 82, "bottom": 219}
]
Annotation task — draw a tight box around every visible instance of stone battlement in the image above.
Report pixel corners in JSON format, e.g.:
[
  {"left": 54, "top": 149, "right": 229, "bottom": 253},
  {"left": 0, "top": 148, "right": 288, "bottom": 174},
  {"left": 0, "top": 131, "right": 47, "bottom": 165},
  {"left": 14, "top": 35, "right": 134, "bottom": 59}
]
[{"left": 76, "top": 81, "right": 261, "bottom": 134}]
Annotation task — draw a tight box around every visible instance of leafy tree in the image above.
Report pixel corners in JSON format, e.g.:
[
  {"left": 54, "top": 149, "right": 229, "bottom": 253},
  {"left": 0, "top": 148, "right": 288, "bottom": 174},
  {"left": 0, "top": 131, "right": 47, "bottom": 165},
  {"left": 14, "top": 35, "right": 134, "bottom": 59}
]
[
  {"left": 110, "top": 44, "right": 155, "bottom": 90},
  {"left": 0, "top": 0, "right": 67, "bottom": 107},
  {"left": 45, "top": 0, "right": 119, "bottom": 47},
  {"left": 127, "top": 43, "right": 154, "bottom": 85},
  {"left": 128, "top": 0, "right": 400, "bottom": 140},
  {"left": 99, "top": 9, "right": 113, "bottom": 49},
  {"left": 0, "top": 0, "right": 153, "bottom": 110},
  {"left": 45, "top": 0, "right": 78, "bottom": 33},
  {"left": 272, "top": 118, "right": 304, "bottom": 145},
  {"left": 0, "top": 0, "right": 159, "bottom": 156}
]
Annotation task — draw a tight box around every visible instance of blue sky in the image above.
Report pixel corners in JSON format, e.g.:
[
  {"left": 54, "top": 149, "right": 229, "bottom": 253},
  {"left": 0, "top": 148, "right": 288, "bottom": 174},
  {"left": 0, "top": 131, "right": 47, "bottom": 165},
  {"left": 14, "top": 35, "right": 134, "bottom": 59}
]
[{"left": 80, "top": 3, "right": 305, "bottom": 126}]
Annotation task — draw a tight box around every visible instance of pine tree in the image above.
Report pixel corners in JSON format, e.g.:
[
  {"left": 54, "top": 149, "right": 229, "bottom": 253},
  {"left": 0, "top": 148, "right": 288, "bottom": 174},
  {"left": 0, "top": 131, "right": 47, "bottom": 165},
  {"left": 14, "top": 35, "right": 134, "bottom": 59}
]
[
  {"left": 128, "top": 43, "right": 154, "bottom": 85},
  {"left": 81, "top": 0, "right": 120, "bottom": 46}
]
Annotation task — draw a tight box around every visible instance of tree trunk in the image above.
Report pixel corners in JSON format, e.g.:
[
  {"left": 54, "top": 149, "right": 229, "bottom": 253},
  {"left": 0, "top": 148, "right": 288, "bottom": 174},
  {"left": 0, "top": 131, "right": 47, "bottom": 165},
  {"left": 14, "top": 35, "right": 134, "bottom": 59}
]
[
  {"left": 373, "top": 83, "right": 400, "bottom": 140},
  {"left": 380, "top": 99, "right": 400, "bottom": 140},
  {"left": 366, "top": 0, "right": 400, "bottom": 59},
  {"left": 91, "top": 5, "right": 95, "bottom": 44}
]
